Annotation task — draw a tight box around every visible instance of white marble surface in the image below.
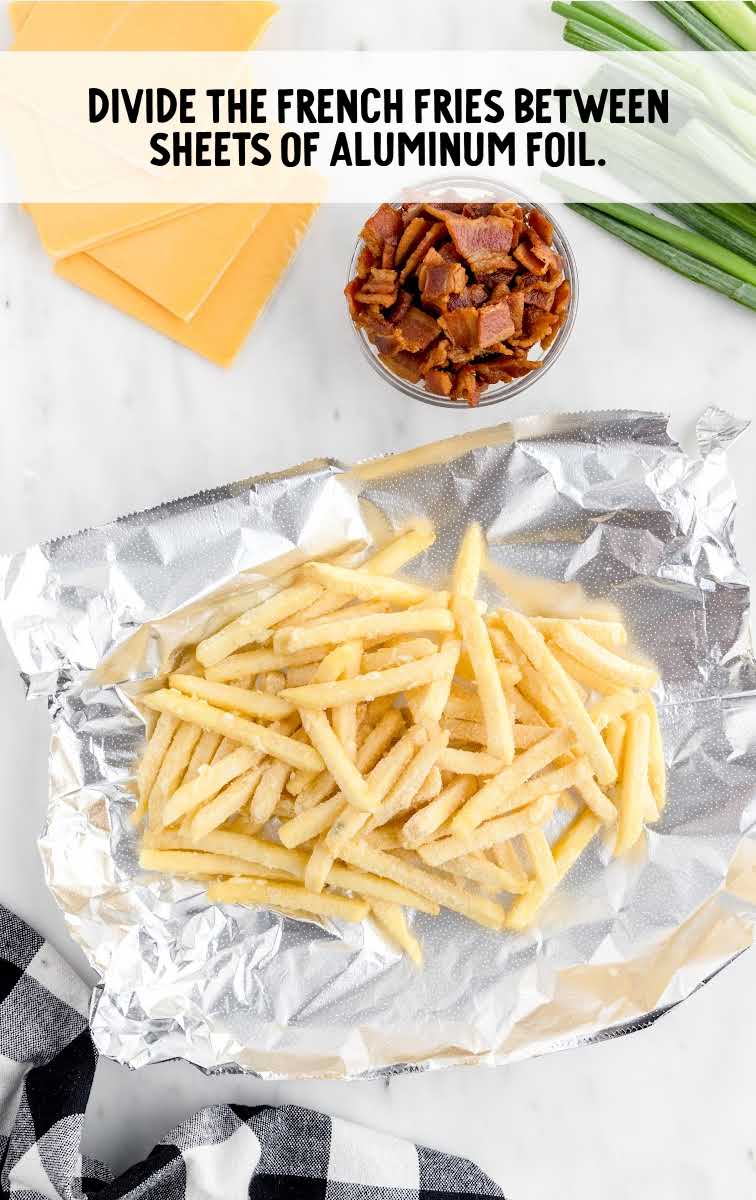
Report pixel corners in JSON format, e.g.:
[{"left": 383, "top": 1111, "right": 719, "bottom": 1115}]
[{"left": 2, "top": 3, "right": 756, "bottom": 1196}]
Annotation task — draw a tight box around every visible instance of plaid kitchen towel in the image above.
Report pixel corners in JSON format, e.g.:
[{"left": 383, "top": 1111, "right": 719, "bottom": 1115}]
[{"left": 0, "top": 905, "right": 504, "bottom": 1199}]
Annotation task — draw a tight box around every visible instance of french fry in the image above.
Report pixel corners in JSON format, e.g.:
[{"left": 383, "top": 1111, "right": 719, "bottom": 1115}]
[
  {"left": 615, "top": 709, "right": 651, "bottom": 855},
  {"left": 443, "top": 852, "right": 528, "bottom": 894},
  {"left": 302, "top": 562, "right": 429, "bottom": 606},
  {"left": 338, "top": 840, "right": 508, "bottom": 931},
  {"left": 483, "top": 557, "right": 588, "bottom": 617},
  {"left": 281, "top": 651, "right": 452, "bottom": 710},
  {"left": 135, "top": 712, "right": 178, "bottom": 822},
  {"left": 438, "top": 747, "right": 507, "bottom": 776},
  {"left": 532, "top": 617, "right": 627, "bottom": 648},
  {"left": 139, "top": 848, "right": 290, "bottom": 880},
  {"left": 258, "top": 671, "right": 287, "bottom": 695},
  {"left": 370, "top": 901, "right": 423, "bottom": 966},
  {"left": 589, "top": 691, "right": 643, "bottom": 732},
  {"left": 279, "top": 794, "right": 346, "bottom": 848},
  {"left": 332, "top": 641, "right": 362, "bottom": 763},
  {"left": 522, "top": 829, "right": 558, "bottom": 890},
  {"left": 551, "top": 625, "right": 659, "bottom": 690},
  {"left": 506, "top": 810, "right": 602, "bottom": 930},
  {"left": 208, "top": 878, "right": 370, "bottom": 923},
  {"left": 407, "top": 636, "right": 461, "bottom": 724},
  {"left": 451, "top": 728, "right": 572, "bottom": 835},
  {"left": 452, "top": 523, "right": 484, "bottom": 598},
  {"left": 362, "top": 639, "right": 437, "bottom": 673},
  {"left": 495, "top": 610, "right": 617, "bottom": 785},
  {"left": 161, "top": 745, "right": 260, "bottom": 829},
  {"left": 205, "top": 644, "right": 327, "bottom": 683},
  {"left": 489, "top": 840, "right": 530, "bottom": 891},
  {"left": 250, "top": 760, "right": 291, "bottom": 828},
  {"left": 211, "top": 737, "right": 237, "bottom": 763},
  {"left": 148, "top": 723, "right": 202, "bottom": 827},
  {"left": 603, "top": 718, "right": 625, "bottom": 772},
  {"left": 453, "top": 594, "right": 514, "bottom": 763},
  {"left": 402, "top": 775, "right": 477, "bottom": 846},
  {"left": 415, "top": 765, "right": 442, "bottom": 803},
  {"left": 142, "top": 689, "right": 323, "bottom": 772},
  {"left": 275, "top": 609, "right": 454, "bottom": 655},
  {"left": 420, "top": 794, "right": 556, "bottom": 866},
  {"left": 573, "top": 761, "right": 617, "bottom": 825},
  {"left": 549, "top": 646, "right": 621, "bottom": 696},
  {"left": 368, "top": 728, "right": 450, "bottom": 830},
  {"left": 188, "top": 764, "right": 266, "bottom": 842},
  {"left": 168, "top": 674, "right": 294, "bottom": 722},
  {"left": 197, "top": 582, "right": 324, "bottom": 667},
  {"left": 185, "top": 731, "right": 222, "bottom": 782},
  {"left": 298, "top": 710, "right": 377, "bottom": 813},
  {"left": 285, "top": 666, "right": 317, "bottom": 688},
  {"left": 365, "top": 521, "right": 436, "bottom": 575},
  {"left": 642, "top": 694, "right": 666, "bottom": 814}
]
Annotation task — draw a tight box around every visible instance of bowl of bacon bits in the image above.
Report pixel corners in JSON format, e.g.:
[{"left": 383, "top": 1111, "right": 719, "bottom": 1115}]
[{"left": 345, "top": 179, "right": 577, "bottom": 408}]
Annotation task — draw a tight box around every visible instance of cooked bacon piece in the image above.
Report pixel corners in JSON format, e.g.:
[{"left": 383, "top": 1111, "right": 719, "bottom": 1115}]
[
  {"left": 399, "top": 222, "right": 447, "bottom": 284},
  {"left": 429, "top": 209, "right": 516, "bottom": 277},
  {"left": 361, "top": 204, "right": 403, "bottom": 257},
  {"left": 400, "top": 203, "right": 425, "bottom": 224},
  {"left": 451, "top": 365, "right": 482, "bottom": 406},
  {"left": 476, "top": 357, "right": 518, "bottom": 384},
  {"left": 355, "top": 267, "right": 399, "bottom": 307},
  {"left": 447, "top": 284, "right": 488, "bottom": 312},
  {"left": 423, "top": 338, "right": 451, "bottom": 372},
  {"left": 438, "top": 241, "right": 464, "bottom": 265},
  {"left": 439, "top": 307, "right": 480, "bottom": 352},
  {"left": 462, "top": 202, "right": 494, "bottom": 218},
  {"left": 386, "top": 289, "right": 413, "bottom": 325},
  {"left": 395, "top": 305, "right": 440, "bottom": 354},
  {"left": 493, "top": 203, "right": 525, "bottom": 247},
  {"left": 477, "top": 301, "right": 515, "bottom": 348},
  {"left": 425, "top": 368, "right": 453, "bottom": 397},
  {"left": 382, "top": 239, "right": 398, "bottom": 270},
  {"left": 488, "top": 280, "right": 511, "bottom": 304},
  {"left": 511, "top": 308, "right": 555, "bottom": 350},
  {"left": 396, "top": 217, "right": 430, "bottom": 267},
  {"left": 356, "top": 246, "right": 375, "bottom": 279},
  {"left": 378, "top": 349, "right": 425, "bottom": 383},
  {"left": 541, "top": 281, "right": 571, "bottom": 350},
  {"left": 421, "top": 258, "right": 468, "bottom": 312},
  {"left": 508, "top": 291, "right": 525, "bottom": 337},
  {"left": 521, "top": 287, "right": 556, "bottom": 311},
  {"left": 527, "top": 207, "right": 554, "bottom": 245}
]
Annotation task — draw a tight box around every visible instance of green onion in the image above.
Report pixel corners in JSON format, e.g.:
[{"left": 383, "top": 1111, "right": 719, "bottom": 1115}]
[
  {"left": 552, "top": 2, "right": 655, "bottom": 49},
  {"left": 692, "top": 1, "right": 756, "bottom": 49},
  {"left": 572, "top": 1, "right": 673, "bottom": 49},
  {"left": 568, "top": 203, "right": 756, "bottom": 309},
  {"left": 660, "top": 202, "right": 756, "bottom": 261},
  {"left": 655, "top": 0, "right": 742, "bottom": 48},
  {"left": 569, "top": 199, "right": 756, "bottom": 282},
  {"left": 704, "top": 202, "right": 756, "bottom": 236}
]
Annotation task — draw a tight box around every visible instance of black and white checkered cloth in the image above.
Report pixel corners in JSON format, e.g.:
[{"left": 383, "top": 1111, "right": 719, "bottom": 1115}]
[{"left": 0, "top": 905, "right": 504, "bottom": 1199}]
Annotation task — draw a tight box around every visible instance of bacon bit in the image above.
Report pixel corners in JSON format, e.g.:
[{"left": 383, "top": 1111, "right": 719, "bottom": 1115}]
[
  {"left": 478, "top": 301, "right": 515, "bottom": 348},
  {"left": 348, "top": 198, "right": 569, "bottom": 405},
  {"left": 361, "top": 204, "right": 403, "bottom": 257},
  {"left": 396, "top": 217, "right": 430, "bottom": 267},
  {"left": 447, "top": 284, "right": 488, "bottom": 312},
  {"left": 439, "top": 307, "right": 480, "bottom": 352},
  {"left": 356, "top": 246, "right": 375, "bottom": 279},
  {"left": 394, "top": 306, "right": 441, "bottom": 354},
  {"left": 528, "top": 207, "right": 554, "bottom": 245},
  {"left": 425, "top": 368, "right": 453, "bottom": 397},
  {"left": 378, "top": 350, "right": 425, "bottom": 383},
  {"left": 452, "top": 365, "right": 481, "bottom": 406},
  {"left": 399, "top": 222, "right": 447, "bottom": 284},
  {"left": 421, "top": 260, "right": 468, "bottom": 312},
  {"left": 386, "top": 289, "right": 413, "bottom": 325},
  {"left": 431, "top": 210, "right": 516, "bottom": 276}
]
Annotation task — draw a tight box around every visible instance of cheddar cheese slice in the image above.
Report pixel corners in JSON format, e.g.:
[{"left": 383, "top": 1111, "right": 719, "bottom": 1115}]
[
  {"left": 56, "top": 204, "right": 317, "bottom": 366},
  {"left": 89, "top": 204, "right": 270, "bottom": 321},
  {"left": 9, "top": 2, "right": 34, "bottom": 33}
]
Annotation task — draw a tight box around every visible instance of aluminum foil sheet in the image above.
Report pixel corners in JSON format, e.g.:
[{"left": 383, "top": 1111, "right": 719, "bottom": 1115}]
[{"left": 2, "top": 408, "right": 756, "bottom": 1079}]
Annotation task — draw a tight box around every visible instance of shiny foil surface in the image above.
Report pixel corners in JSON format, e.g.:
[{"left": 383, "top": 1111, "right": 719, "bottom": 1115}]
[{"left": 2, "top": 409, "right": 755, "bottom": 1079}]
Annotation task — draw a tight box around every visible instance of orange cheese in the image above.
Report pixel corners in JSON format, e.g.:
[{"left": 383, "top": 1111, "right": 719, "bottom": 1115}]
[
  {"left": 17, "top": 2, "right": 278, "bottom": 256},
  {"left": 56, "top": 204, "right": 317, "bottom": 366},
  {"left": 9, "top": 2, "right": 34, "bottom": 33},
  {"left": 89, "top": 204, "right": 270, "bottom": 321}
]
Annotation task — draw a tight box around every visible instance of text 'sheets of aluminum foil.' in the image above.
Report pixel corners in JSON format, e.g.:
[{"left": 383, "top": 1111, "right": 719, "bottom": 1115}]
[{"left": 1, "top": 408, "right": 756, "bottom": 1078}]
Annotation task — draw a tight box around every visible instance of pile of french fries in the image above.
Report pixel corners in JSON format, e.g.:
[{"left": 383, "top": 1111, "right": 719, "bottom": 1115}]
[{"left": 135, "top": 521, "right": 665, "bottom": 966}]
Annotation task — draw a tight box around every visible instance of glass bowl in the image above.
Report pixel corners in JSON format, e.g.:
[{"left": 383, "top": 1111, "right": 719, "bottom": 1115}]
[{"left": 346, "top": 177, "right": 579, "bottom": 409}]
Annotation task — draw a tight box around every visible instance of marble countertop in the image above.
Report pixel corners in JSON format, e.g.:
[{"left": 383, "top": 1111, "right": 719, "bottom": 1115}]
[{"left": 2, "top": 3, "right": 756, "bottom": 1196}]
